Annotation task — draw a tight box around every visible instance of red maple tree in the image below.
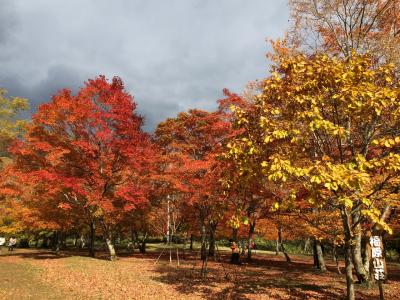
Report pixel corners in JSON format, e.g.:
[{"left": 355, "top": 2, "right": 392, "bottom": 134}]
[{"left": 11, "top": 76, "right": 157, "bottom": 260}]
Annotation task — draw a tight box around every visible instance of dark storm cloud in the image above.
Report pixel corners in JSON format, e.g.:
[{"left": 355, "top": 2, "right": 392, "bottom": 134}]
[
  {"left": 0, "top": 1, "right": 17, "bottom": 44},
  {"left": 0, "top": 0, "right": 289, "bottom": 131},
  {"left": 0, "top": 65, "right": 88, "bottom": 108}
]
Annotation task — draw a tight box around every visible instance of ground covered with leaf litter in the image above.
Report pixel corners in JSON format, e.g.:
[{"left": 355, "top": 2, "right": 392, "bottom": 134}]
[{"left": 0, "top": 249, "right": 399, "bottom": 299}]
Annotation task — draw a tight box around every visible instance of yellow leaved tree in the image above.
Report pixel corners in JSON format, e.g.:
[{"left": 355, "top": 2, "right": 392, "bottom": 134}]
[
  {"left": 0, "top": 88, "right": 29, "bottom": 157},
  {"left": 227, "top": 48, "right": 399, "bottom": 300},
  {"left": 0, "top": 89, "right": 29, "bottom": 233}
]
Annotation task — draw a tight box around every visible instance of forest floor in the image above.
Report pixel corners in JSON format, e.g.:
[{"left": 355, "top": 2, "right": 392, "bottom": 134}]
[{"left": 0, "top": 247, "right": 399, "bottom": 299}]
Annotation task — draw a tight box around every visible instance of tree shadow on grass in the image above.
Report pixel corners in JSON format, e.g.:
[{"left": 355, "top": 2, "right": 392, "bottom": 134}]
[
  {"left": 151, "top": 254, "right": 347, "bottom": 300},
  {"left": 149, "top": 252, "right": 399, "bottom": 299}
]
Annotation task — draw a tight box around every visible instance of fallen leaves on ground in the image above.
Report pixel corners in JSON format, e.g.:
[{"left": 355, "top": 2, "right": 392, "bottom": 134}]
[{"left": 1, "top": 249, "right": 399, "bottom": 299}]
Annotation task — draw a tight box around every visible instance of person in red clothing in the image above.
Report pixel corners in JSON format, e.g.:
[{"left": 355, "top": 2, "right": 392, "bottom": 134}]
[{"left": 229, "top": 239, "right": 240, "bottom": 264}]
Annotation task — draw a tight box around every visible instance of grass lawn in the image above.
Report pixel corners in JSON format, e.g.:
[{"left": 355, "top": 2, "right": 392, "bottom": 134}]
[{"left": 0, "top": 245, "right": 399, "bottom": 299}]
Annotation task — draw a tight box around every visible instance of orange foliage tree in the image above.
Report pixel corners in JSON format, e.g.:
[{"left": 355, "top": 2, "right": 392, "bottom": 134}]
[
  {"left": 9, "top": 76, "right": 157, "bottom": 260},
  {"left": 155, "top": 107, "right": 234, "bottom": 263}
]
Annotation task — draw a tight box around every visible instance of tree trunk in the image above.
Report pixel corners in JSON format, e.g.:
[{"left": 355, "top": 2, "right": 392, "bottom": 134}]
[
  {"left": 58, "top": 231, "right": 66, "bottom": 250},
  {"left": 190, "top": 234, "right": 194, "bottom": 250},
  {"left": 100, "top": 221, "right": 116, "bottom": 261},
  {"left": 313, "top": 238, "right": 319, "bottom": 268},
  {"left": 208, "top": 222, "right": 217, "bottom": 258},
  {"left": 88, "top": 221, "right": 95, "bottom": 258},
  {"left": 341, "top": 207, "right": 355, "bottom": 300},
  {"left": 232, "top": 227, "right": 238, "bottom": 243},
  {"left": 56, "top": 231, "right": 62, "bottom": 252},
  {"left": 278, "top": 225, "right": 291, "bottom": 263},
  {"left": 240, "top": 240, "right": 246, "bottom": 255},
  {"left": 73, "top": 234, "right": 78, "bottom": 248},
  {"left": 344, "top": 243, "right": 355, "bottom": 300},
  {"left": 51, "top": 231, "right": 59, "bottom": 251},
  {"left": 181, "top": 236, "right": 186, "bottom": 260},
  {"left": 363, "top": 230, "right": 372, "bottom": 279},
  {"left": 129, "top": 228, "right": 139, "bottom": 253},
  {"left": 208, "top": 237, "right": 215, "bottom": 257},
  {"left": 332, "top": 243, "right": 341, "bottom": 274},
  {"left": 50, "top": 232, "right": 56, "bottom": 251},
  {"left": 105, "top": 237, "right": 117, "bottom": 261},
  {"left": 201, "top": 228, "right": 209, "bottom": 278},
  {"left": 80, "top": 234, "right": 86, "bottom": 249},
  {"left": 247, "top": 221, "right": 255, "bottom": 260},
  {"left": 200, "top": 222, "right": 207, "bottom": 260},
  {"left": 140, "top": 240, "right": 146, "bottom": 254},
  {"left": 314, "top": 238, "right": 327, "bottom": 271},
  {"left": 352, "top": 212, "right": 369, "bottom": 284},
  {"left": 201, "top": 243, "right": 209, "bottom": 278},
  {"left": 139, "top": 234, "right": 147, "bottom": 254},
  {"left": 167, "top": 197, "right": 171, "bottom": 243},
  {"left": 49, "top": 232, "right": 55, "bottom": 250},
  {"left": 304, "top": 237, "right": 310, "bottom": 254}
]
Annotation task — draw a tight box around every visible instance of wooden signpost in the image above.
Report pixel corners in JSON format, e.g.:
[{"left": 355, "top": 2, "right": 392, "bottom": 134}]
[{"left": 369, "top": 235, "right": 387, "bottom": 300}]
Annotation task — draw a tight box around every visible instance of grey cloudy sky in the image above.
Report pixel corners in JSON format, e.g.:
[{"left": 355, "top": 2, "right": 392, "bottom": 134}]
[{"left": 0, "top": 0, "right": 289, "bottom": 131}]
